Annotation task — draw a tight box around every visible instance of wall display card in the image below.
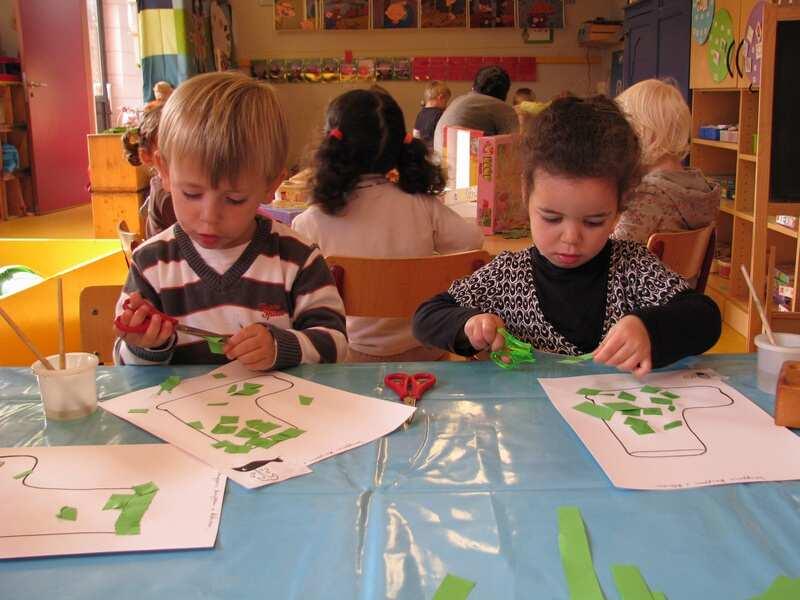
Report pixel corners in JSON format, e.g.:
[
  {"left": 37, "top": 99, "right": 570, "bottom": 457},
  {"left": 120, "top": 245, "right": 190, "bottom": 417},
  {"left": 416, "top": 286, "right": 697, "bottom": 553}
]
[
  {"left": 393, "top": 57, "right": 412, "bottom": 80},
  {"left": 375, "top": 57, "right": 395, "bottom": 80},
  {"left": 356, "top": 58, "right": 376, "bottom": 80},
  {"left": 251, "top": 59, "right": 269, "bottom": 80},
  {"left": 692, "top": 0, "right": 715, "bottom": 44},
  {"left": 469, "top": 0, "right": 514, "bottom": 28},
  {"left": 340, "top": 60, "right": 358, "bottom": 81},
  {"left": 518, "top": 0, "right": 564, "bottom": 29},
  {"left": 323, "top": 0, "right": 369, "bottom": 29},
  {"left": 321, "top": 57, "right": 341, "bottom": 82},
  {"left": 101, "top": 363, "right": 414, "bottom": 489},
  {"left": 268, "top": 59, "right": 288, "bottom": 82},
  {"left": 0, "top": 444, "right": 225, "bottom": 559},
  {"left": 286, "top": 58, "right": 305, "bottom": 82},
  {"left": 373, "top": 0, "right": 418, "bottom": 28},
  {"left": 539, "top": 369, "right": 800, "bottom": 490},
  {"left": 302, "top": 58, "right": 323, "bottom": 82},
  {"left": 421, "top": 0, "right": 466, "bottom": 28},
  {"left": 275, "top": 0, "right": 317, "bottom": 30}
]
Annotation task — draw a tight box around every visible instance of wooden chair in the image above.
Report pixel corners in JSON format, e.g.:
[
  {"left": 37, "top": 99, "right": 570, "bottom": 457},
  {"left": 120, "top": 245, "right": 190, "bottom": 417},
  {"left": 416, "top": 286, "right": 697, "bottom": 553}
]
[
  {"left": 117, "top": 220, "right": 142, "bottom": 268},
  {"left": 647, "top": 224, "right": 716, "bottom": 293},
  {"left": 79, "top": 285, "right": 122, "bottom": 365},
  {"left": 326, "top": 250, "right": 491, "bottom": 318}
]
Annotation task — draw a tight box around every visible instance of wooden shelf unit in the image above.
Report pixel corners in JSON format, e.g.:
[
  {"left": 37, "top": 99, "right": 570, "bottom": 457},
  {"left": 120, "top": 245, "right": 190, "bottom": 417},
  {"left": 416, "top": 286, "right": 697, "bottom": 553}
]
[{"left": 0, "top": 82, "right": 35, "bottom": 218}]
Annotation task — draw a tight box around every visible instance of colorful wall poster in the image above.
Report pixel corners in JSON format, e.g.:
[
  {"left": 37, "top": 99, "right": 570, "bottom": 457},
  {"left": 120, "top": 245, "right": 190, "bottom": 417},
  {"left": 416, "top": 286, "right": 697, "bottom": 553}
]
[
  {"left": 275, "top": 0, "right": 318, "bottom": 30},
  {"left": 518, "top": 0, "right": 564, "bottom": 29},
  {"left": 421, "top": 0, "right": 466, "bottom": 28},
  {"left": 692, "top": 0, "right": 715, "bottom": 44},
  {"left": 469, "top": 0, "right": 514, "bottom": 28},
  {"left": 323, "top": 0, "right": 369, "bottom": 29},
  {"left": 373, "top": 0, "right": 418, "bottom": 28}
]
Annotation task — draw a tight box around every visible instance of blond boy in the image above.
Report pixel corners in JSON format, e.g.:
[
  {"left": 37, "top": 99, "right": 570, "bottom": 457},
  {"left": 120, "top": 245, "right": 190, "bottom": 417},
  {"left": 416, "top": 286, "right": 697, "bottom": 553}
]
[
  {"left": 114, "top": 72, "right": 348, "bottom": 369},
  {"left": 413, "top": 81, "right": 451, "bottom": 146}
]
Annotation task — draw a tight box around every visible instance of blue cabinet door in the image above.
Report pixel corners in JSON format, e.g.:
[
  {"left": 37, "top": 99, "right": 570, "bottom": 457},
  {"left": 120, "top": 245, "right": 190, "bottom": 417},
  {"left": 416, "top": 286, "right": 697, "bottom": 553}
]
[
  {"left": 624, "top": 6, "right": 658, "bottom": 88},
  {"left": 657, "top": 0, "right": 691, "bottom": 102}
]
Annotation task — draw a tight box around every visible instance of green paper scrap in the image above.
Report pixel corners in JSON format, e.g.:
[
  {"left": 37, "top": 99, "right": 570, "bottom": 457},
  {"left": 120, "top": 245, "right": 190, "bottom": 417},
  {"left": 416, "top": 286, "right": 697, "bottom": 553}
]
[
  {"left": 618, "top": 391, "right": 637, "bottom": 402},
  {"left": 299, "top": 394, "right": 314, "bottom": 406},
  {"left": 223, "top": 443, "right": 252, "bottom": 454},
  {"left": 751, "top": 576, "right": 800, "bottom": 600},
  {"left": 246, "top": 419, "right": 280, "bottom": 433},
  {"left": 625, "top": 417, "right": 655, "bottom": 435},
  {"left": 668, "top": 405, "right": 676, "bottom": 412},
  {"left": 211, "top": 373, "right": 227, "bottom": 379},
  {"left": 432, "top": 573, "right": 476, "bottom": 600},
  {"left": 133, "top": 481, "right": 159, "bottom": 496},
  {"left": 158, "top": 375, "right": 181, "bottom": 394},
  {"left": 206, "top": 336, "right": 225, "bottom": 354},
  {"left": 577, "top": 388, "right": 602, "bottom": 396},
  {"left": 212, "top": 441, "right": 229, "bottom": 449},
  {"left": 246, "top": 437, "right": 277, "bottom": 449},
  {"left": 13, "top": 469, "right": 32, "bottom": 480},
  {"left": 560, "top": 353, "right": 594, "bottom": 365},
  {"left": 621, "top": 408, "right": 642, "bottom": 416},
  {"left": 227, "top": 384, "right": 237, "bottom": 394},
  {"left": 664, "top": 420, "right": 683, "bottom": 430},
  {"left": 603, "top": 402, "right": 644, "bottom": 412},
  {"left": 128, "top": 408, "right": 149, "bottom": 414},
  {"left": 233, "top": 383, "right": 264, "bottom": 396},
  {"left": 640, "top": 385, "right": 660, "bottom": 393},
  {"left": 574, "top": 401, "right": 615, "bottom": 421},
  {"left": 188, "top": 421, "right": 203, "bottom": 430},
  {"left": 56, "top": 506, "right": 77, "bottom": 521},
  {"left": 612, "top": 564, "right": 654, "bottom": 600},
  {"left": 599, "top": 392, "right": 615, "bottom": 396},
  {"left": 211, "top": 424, "right": 237, "bottom": 435},
  {"left": 272, "top": 427, "right": 305, "bottom": 440},
  {"left": 661, "top": 391, "right": 679, "bottom": 399},
  {"left": 650, "top": 397, "right": 673, "bottom": 406},
  {"left": 653, "top": 594, "right": 668, "bottom": 600},
  {"left": 557, "top": 506, "right": 605, "bottom": 600},
  {"left": 643, "top": 408, "right": 663, "bottom": 416},
  {"left": 219, "top": 416, "right": 239, "bottom": 424},
  {"left": 103, "top": 481, "right": 158, "bottom": 536},
  {"left": 103, "top": 494, "right": 132, "bottom": 510},
  {"left": 235, "top": 427, "right": 261, "bottom": 439},
  {"left": 207, "top": 402, "right": 228, "bottom": 406}
]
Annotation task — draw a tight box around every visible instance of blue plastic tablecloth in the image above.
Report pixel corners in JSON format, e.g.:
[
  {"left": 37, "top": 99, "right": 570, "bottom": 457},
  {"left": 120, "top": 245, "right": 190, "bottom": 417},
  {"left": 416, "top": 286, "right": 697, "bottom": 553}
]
[{"left": 1, "top": 354, "right": 798, "bottom": 599}]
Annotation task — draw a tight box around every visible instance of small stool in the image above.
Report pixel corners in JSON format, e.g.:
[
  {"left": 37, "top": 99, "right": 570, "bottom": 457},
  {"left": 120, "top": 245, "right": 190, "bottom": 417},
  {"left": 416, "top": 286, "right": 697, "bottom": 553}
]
[{"left": 775, "top": 361, "right": 800, "bottom": 427}]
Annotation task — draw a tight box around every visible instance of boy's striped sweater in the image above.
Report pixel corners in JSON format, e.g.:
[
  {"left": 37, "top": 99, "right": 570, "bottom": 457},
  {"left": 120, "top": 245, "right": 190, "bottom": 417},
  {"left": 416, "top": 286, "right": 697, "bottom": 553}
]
[{"left": 113, "top": 218, "right": 348, "bottom": 368}]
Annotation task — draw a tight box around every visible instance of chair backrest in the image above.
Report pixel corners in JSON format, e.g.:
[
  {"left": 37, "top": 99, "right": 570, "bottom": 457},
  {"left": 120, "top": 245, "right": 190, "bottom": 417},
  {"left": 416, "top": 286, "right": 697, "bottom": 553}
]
[
  {"left": 326, "top": 250, "right": 491, "bottom": 318},
  {"left": 647, "top": 224, "right": 716, "bottom": 292},
  {"left": 79, "top": 285, "right": 122, "bottom": 365},
  {"left": 117, "top": 220, "right": 142, "bottom": 268}
]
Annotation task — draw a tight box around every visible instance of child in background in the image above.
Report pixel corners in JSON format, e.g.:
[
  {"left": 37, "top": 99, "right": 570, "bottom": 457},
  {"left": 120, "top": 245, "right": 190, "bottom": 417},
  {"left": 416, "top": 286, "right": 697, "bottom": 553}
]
[
  {"left": 114, "top": 72, "right": 348, "bottom": 369},
  {"left": 512, "top": 87, "right": 534, "bottom": 105},
  {"left": 293, "top": 88, "right": 482, "bottom": 362},
  {"left": 121, "top": 104, "right": 176, "bottom": 238},
  {"left": 145, "top": 80, "right": 174, "bottom": 111},
  {"left": 413, "top": 96, "right": 721, "bottom": 377},
  {"left": 612, "top": 78, "right": 720, "bottom": 244},
  {"left": 413, "top": 81, "right": 451, "bottom": 147}
]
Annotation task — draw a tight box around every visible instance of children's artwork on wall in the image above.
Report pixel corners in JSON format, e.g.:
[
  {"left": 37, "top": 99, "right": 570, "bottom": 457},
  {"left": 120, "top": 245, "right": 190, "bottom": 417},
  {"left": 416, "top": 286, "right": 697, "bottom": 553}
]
[
  {"left": 302, "top": 58, "right": 323, "bottom": 82},
  {"left": 540, "top": 369, "right": 800, "bottom": 490},
  {"left": 268, "top": 58, "right": 287, "bottom": 82},
  {"left": 393, "top": 57, "right": 412, "bottom": 79},
  {"left": 742, "top": 1, "right": 765, "bottom": 87},
  {"left": 251, "top": 59, "right": 269, "bottom": 80},
  {"left": 706, "top": 7, "right": 734, "bottom": 83},
  {"left": 100, "top": 363, "right": 414, "bottom": 489},
  {"left": 517, "top": 0, "right": 564, "bottom": 29},
  {"left": 340, "top": 60, "right": 358, "bottom": 81},
  {"left": 373, "top": 0, "right": 418, "bottom": 28},
  {"left": 286, "top": 58, "right": 305, "bottom": 82},
  {"left": 0, "top": 444, "right": 225, "bottom": 559},
  {"left": 321, "top": 57, "right": 341, "bottom": 82},
  {"left": 275, "top": 0, "right": 317, "bottom": 30},
  {"left": 469, "top": 0, "right": 514, "bottom": 28},
  {"left": 323, "top": 0, "right": 369, "bottom": 29},
  {"left": 691, "top": 0, "right": 715, "bottom": 44},
  {"left": 357, "top": 58, "right": 376, "bottom": 80},
  {"left": 189, "top": 0, "right": 214, "bottom": 74},
  {"left": 210, "top": 0, "right": 233, "bottom": 70},
  {"left": 421, "top": 0, "right": 466, "bottom": 28},
  {"left": 375, "top": 57, "right": 395, "bottom": 80}
]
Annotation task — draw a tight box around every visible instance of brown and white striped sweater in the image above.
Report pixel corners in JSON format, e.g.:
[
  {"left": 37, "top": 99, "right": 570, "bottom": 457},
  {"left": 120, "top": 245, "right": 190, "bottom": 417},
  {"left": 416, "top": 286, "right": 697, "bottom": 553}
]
[{"left": 113, "top": 218, "right": 348, "bottom": 368}]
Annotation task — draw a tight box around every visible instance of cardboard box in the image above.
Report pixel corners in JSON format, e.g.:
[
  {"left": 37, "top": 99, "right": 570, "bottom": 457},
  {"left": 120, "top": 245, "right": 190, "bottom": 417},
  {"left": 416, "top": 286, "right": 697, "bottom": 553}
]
[
  {"left": 444, "top": 126, "right": 483, "bottom": 190},
  {"left": 476, "top": 134, "right": 528, "bottom": 234}
]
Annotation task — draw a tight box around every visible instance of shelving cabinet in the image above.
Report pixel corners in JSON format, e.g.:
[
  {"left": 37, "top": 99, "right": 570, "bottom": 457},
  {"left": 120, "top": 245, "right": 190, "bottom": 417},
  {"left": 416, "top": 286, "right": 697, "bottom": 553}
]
[{"left": 0, "top": 82, "right": 35, "bottom": 218}]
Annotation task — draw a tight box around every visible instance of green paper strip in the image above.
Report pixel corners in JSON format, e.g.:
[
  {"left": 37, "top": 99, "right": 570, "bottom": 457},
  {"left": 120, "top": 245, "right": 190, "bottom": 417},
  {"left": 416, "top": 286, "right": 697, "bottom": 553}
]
[
  {"left": 432, "top": 574, "right": 476, "bottom": 600},
  {"left": 668, "top": 405, "right": 676, "bottom": 412},
  {"left": 278, "top": 427, "right": 305, "bottom": 438},
  {"left": 234, "top": 387, "right": 263, "bottom": 396},
  {"left": 246, "top": 437, "right": 277, "bottom": 448},
  {"left": 559, "top": 353, "right": 594, "bottom": 365},
  {"left": 574, "top": 401, "right": 615, "bottom": 421},
  {"left": 661, "top": 391, "right": 679, "bottom": 399},
  {"left": 224, "top": 443, "right": 252, "bottom": 454},
  {"left": 219, "top": 416, "right": 239, "bottom": 424},
  {"left": 13, "top": 469, "right": 32, "bottom": 480},
  {"left": 133, "top": 481, "right": 159, "bottom": 496},
  {"left": 128, "top": 408, "right": 149, "bottom": 414},
  {"left": 103, "top": 494, "right": 132, "bottom": 510},
  {"left": 211, "top": 424, "right": 237, "bottom": 434},
  {"left": 643, "top": 408, "right": 663, "bottom": 416},
  {"left": 578, "top": 388, "right": 602, "bottom": 396},
  {"left": 212, "top": 441, "right": 230, "bottom": 449},
  {"left": 299, "top": 394, "right": 314, "bottom": 406},
  {"left": 558, "top": 506, "right": 605, "bottom": 600},
  {"left": 653, "top": 593, "right": 668, "bottom": 600},
  {"left": 624, "top": 416, "right": 647, "bottom": 426},
  {"left": 650, "top": 398, "right": 673, "bottom": 406},
  {"left": 211, "top": 373, "right": 227, "bottom": 379},
  {"left": 206, "top": 336, "right": 225, "bottom": 354},
  {"left": 599, "top": 392, "right": 615, "bottom": 396},
  {"left": 246, "top": 419, "right": 280, "bottom": 433},
  {"left": 158, "top": 375, "right": 181, "bottom": 394},
  {"left": 104, "top": 482, "right": 158, "bottom": 536},
  {"left": 618, "top": 391, "right": 637, "bottom": 401},
  {"left": 664, "top": 420, "right": 683, "bottom": 430},
  {"left": 621, "top": 408, "right": 642, "bottom": 416},
  {"left": 235, "top": 427, "right": 261, "bottom": 439},
  {"left": 603, "top": 402, "right": 643, "bottom": 411},
  {"left": 57, "top": 506, "right": 77, "bottom": 521},
  {"left": 612, "top": 564, "right": 654, "bottom": 600},
  {"left": 207, "top": 402, "right": 228, "bottom": 406},
  {"left": 641, "top": 385, "right": 660, "bottom": 393},
  {"left": 188, "top": 421, "right": 203, "bottom": 430},
  {"left": 751, "top": 576, "right": 800, "bottom": 599},
  {"left": 227, "top": 384, "right": 237, "bottom": 394},
  {"left": 625, "top": 417, "right": 655, "bottom": 435}
]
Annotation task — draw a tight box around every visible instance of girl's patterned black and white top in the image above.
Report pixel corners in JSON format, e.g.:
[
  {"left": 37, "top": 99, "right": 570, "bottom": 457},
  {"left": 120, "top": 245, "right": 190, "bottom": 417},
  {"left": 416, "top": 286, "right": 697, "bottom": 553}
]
[{"left": 413, "top": 239, "right": 721, "bottom": 369}]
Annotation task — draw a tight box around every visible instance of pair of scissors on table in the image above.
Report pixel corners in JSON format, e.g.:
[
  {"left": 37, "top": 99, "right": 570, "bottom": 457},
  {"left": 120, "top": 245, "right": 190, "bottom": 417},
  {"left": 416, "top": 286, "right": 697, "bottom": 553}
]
[
  {"left": 114, "top": 298, "right": 230, "bottom": 341},
  {"left": 384, "top": 372, "right": 437, "bottom": 426}
]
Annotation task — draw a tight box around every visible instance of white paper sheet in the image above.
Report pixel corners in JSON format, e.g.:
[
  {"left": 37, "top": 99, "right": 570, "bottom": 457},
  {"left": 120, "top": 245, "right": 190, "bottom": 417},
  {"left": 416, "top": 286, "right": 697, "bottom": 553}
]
[
  {"left": 539, "top": 369, "right": 800, "bottom": 490},
  {"left": 0, "top": 444, "right": 225, "bottom": 559},
  {"left": 101, "top": 362, "right": 415, "bottom": 489}
]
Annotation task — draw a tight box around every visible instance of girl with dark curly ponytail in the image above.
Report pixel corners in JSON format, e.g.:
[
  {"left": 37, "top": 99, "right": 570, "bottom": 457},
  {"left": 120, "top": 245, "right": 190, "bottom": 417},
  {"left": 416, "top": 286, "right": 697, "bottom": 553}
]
[{"left": 293, "top": 88, "right": 483, "bottom": 362}]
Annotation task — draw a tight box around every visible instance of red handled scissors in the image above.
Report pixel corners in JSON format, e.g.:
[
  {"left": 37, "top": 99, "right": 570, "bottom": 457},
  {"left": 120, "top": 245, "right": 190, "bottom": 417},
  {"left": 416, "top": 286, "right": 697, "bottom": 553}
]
[
  {"left": 114, "top": 298, "right": 229, "bottom": 340},
  {"left": 384, "top": 372, "right": 436, "bottom": 425}
]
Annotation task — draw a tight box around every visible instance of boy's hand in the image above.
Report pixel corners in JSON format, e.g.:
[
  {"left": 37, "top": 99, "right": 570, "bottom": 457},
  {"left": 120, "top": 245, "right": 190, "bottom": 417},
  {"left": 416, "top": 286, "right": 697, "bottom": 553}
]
[
  {"left": 224, "top": 324, "right": 276, "bottom": 371},
  {"left": 464, "top": 313, "right": 506, "bottom": 353},
  {"left": 114, "top": 292, "right": 175, "bottom": 349},
  {"left": 593, "top": 315, "right": 652, "bottom": 378}
]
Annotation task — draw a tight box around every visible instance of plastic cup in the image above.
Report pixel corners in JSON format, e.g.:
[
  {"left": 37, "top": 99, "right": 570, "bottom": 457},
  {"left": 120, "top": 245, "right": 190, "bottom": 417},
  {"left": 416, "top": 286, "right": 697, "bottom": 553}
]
[
  {"left": 754, "top": 333, "right": 800, "bottom": 394},
  {"left": 31, "top": 352, "right": 99, "bottom": 420}
]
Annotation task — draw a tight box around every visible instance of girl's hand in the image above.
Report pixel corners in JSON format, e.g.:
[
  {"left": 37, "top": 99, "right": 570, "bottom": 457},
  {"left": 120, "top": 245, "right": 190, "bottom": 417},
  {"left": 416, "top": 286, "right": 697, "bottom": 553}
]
[
  {"left": 464, "top": 313, "right": 506, "bottom": 353},
  {"left": 114, "top": 292, "right": 175, "bottom": 349},
  {"left": 224, "top": 324, "right": 276, "bottom": 371},
  {"left": 593, "top": 315, "right": 652, "bottom": 378}
]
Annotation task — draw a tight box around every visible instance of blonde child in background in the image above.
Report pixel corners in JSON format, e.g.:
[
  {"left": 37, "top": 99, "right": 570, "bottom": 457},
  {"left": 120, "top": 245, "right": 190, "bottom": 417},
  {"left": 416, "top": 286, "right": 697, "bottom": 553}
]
[
  {"left": 414, "top": 96, "right": 721, "bottom": 377},
  {"left": 413, "top": 80, "right": 451, "bottom": 147},
  {"left": 121, "top": 104, "right": 176, "bottom": 238},
  {"left": 114, "top": 72, "right": 348, "bottom": 369},
  {"left": 612, "top": 78, "right": 720, "bottom": 244},
  {"left": 512, "top": 87, "right": 534, "bottom": 105},
  {"left": 145, "top": 80, "right": 174, "bottom": 111},
  {"left": 293, "top": 88, "right": 482, "bottom": 362}
]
